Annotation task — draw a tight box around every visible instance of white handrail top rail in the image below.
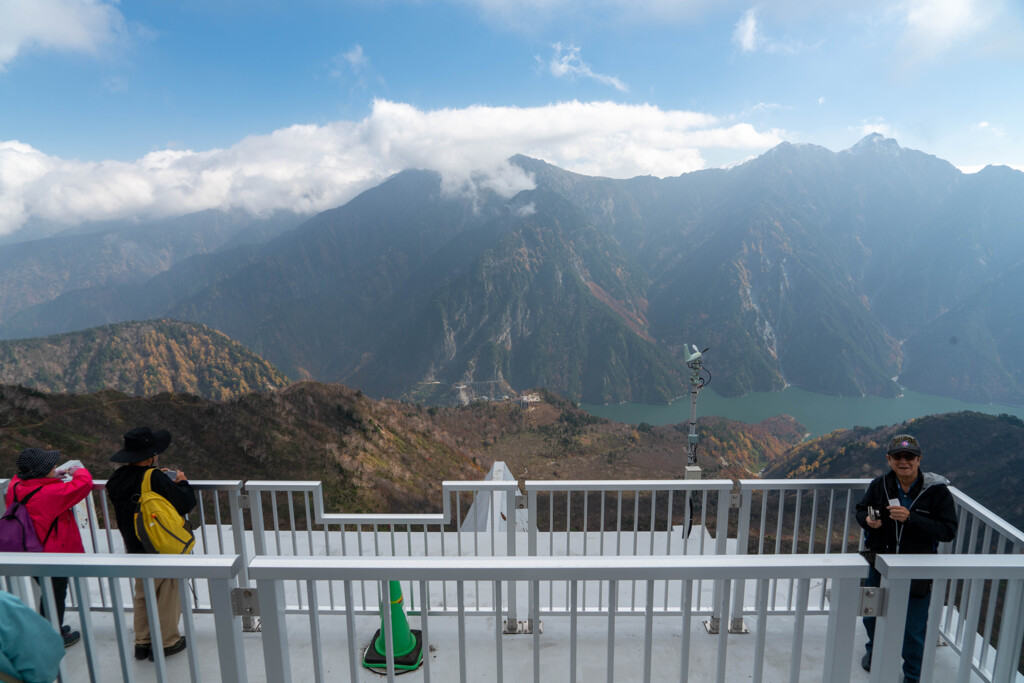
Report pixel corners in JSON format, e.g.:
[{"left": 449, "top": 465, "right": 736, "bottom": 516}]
[
  {"left": 878, "top": 554, "right": 1024, "bottom": 581},
  {"left": 441, "top": 481, "right": 520, "bottom": 491},
  {"left": 244, "top": 481, "right": 323, "bottom": 491},
  {"left": 320, "top": 513, "right": 447, "bottom": 525},
  {"left": 0, "top": 552, "right": 242, "bottom": 579},
  {"left": 738, "top": 479, "right": 870, "bottom": 490},
  {"left": 248, "top": 553, "right": 867, "bottom": 582},
  {"left": 524, "top": 479, "right": 733, "bottom": 492},
  {"left": 948, "top": 486, "right": 1024, "bottom": 547}
]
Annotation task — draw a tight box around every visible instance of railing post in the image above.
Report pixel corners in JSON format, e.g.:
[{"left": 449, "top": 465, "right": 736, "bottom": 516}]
[
  {"left": 210, "top": 575, "right": 248, "bottom": 683},
  {"left": 730, "top": 486, "right": 752, "bottom": 633},
  {"left": 821, "top": 575, "right": 858, "bottom": 683},
  {"left": 993, "top": 577, "right": 1024, "bottom": 682},
  {"left": 956, "top": 573, "right": 986, "bottom": 681},
  {"left": 707, "top": 488, "right": 730, "bottom": 633},
  {"left": 528, "top": 488, "right": 538, "bottom": 633},
  {"left": 228, "top": 483, "right": 258, "bottom": 631},
  {"left": 251, "top": 488, "right": 267, "bottom": 557},
  {"left": 869, "top": 570, "right": 910, "bottom": 683},
  {"left": 257, "top": 577, "right": 292, "bottom": 683},
  {"left": 504, "top": 482, "right": 519, "bottom": 631}
]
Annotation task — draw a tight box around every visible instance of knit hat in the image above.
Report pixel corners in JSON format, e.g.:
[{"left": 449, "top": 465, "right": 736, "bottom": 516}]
[{"left": 16, "top": 448, "right": 61, "bottom": 479}]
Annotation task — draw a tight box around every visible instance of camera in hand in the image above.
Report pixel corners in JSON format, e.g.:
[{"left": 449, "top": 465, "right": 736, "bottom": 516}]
[
  {"left": 867, "top": 506, "right": 879, "bottom": 522},
  {"left": 163, "top": 469, "right": 178, "bottom": 481}
]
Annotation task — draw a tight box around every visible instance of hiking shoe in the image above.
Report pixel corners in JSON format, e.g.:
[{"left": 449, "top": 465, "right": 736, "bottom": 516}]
[
  {"left": 63, "top": 629, "right": 80, "bottom": 648},
  {"left": 135, "top": 643, "right": 152, "bottom": 660},
  {"left": 861, "top": 651, "right": 871, "bottom": 672},
  {"left": 148, "top": 636, "right": 186, "bottom": 660}
]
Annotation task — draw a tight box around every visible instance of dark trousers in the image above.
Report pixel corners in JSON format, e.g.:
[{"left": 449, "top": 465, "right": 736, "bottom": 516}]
[
  {"left": 863, "top": 567, "right": 929, "bottom": 683},
  {"left": 33, "top": 576, "right": 69, "bottom": 628}
]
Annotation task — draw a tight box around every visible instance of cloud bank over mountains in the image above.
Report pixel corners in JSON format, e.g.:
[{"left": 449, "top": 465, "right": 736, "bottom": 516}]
[{"left": 0, "top": 99, "right": 783, "bottom": 236}]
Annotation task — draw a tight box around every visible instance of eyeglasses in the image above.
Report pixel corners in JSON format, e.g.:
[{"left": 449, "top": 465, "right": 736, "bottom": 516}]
[{"left": 888, "top": 452, "right": 919, "bottom": 462}]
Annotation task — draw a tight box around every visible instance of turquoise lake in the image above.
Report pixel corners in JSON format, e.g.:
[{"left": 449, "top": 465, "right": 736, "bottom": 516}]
[{"left": 580, "top": 387, "right": 1024, "bottom": 438}]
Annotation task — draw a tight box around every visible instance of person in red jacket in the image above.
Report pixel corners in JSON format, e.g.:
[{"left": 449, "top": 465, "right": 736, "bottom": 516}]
[{"left": 4, "top": 447, "right": 93, "bottom": 647}]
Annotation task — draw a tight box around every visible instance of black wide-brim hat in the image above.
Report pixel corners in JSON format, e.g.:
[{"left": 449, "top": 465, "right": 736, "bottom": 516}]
[{"left": 111, "top": 426, "right": 172, "bottom": 463}]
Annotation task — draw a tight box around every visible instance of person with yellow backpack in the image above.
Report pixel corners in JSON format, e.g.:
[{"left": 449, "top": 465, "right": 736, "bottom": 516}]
[{"left": 105, "top": 427, "right": 197, "bottom": 662}]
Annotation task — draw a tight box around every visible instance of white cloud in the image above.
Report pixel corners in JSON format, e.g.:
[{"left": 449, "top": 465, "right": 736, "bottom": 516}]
[
  {"left": 889, "top": 0, "right": 1024, "bottom": 67},
  {"left": 449, "top": 0, "right": 723, "bottom": 29},
  {"left": 515, "top": 202, "right": 537, "bottom": 217},
  {"left": 0, "top": 0, "right": 127, "bottom": 70},
  {"left": 734, "top": 9, "right": 760, "bottom": 52},
  {"left": 972, "top": 121, "right": 1006, "bottom": 137},
  {"left": 739, "top": 102, "right": 784, "bottom": 117},
  {"left": 546, "top": 43, "right": 628, "bottom": 92},
  {"left": 731, "top": 8, "right": 812, "bottom": 55},
  {"left": 0, "top": 100, "right": 786, "bottom": 235},
  {"left": 902, "top": 0, "right": 990, "bottom": 51}
]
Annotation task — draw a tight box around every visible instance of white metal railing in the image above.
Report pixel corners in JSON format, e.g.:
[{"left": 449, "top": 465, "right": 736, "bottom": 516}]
[
  {"left": 5, "top": 479, "right": 255, "bottom": 618},
  {"left": 3, "top": 472, "right": 1024, "bottom": 682},
  {"left": 873, "top": 555, "right": 1024, "bottom": 683},
  {"left": 247, "top": 553, "right": 869, "bottom": 683},
  {"left": 733, "top": 478, "right": 1024, "bottom": 666},
  {"left": 0, "top": 553, "right": 246, "bottom": 683},
  {"left": 524, "top": 480, "right": 732, "bottom": 619},
  {"left": 941, "top": 486, "right": 1024, "bottom": 679},
  {"left": 732, "top": 479, "right": 869, "bottom": 629}
]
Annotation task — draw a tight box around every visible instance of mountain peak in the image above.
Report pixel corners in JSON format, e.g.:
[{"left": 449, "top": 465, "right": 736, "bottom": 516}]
[{"left": 847, "top": 133, "right": 902, "bottom": 156}]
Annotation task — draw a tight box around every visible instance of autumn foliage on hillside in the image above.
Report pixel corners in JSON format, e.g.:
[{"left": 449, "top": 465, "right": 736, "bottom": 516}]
[
  {"left": 0, "top": 383, "right": 805, "bottom": 515},
  {"left": 765, "top": 411, "right": 1024, "bottom": 529},
  {"left": 0, "top": 319, "right": 289, "bottom": 400}
]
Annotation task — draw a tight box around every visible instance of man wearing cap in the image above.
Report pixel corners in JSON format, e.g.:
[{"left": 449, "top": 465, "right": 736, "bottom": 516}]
[
  {"left": 105, "top": 426, "right": 196, "bottom": 662},
  {"left": 4, "top": 447, "right": 93, "bottom": 647},
  {"left": 855, "top": 433, "right": 958, "bottom": 683}
]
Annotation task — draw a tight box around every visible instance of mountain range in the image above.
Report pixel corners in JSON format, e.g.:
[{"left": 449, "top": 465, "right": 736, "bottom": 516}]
[
  {"left": 0, "top": 319, "right": 289, "bottom": 400},
  {"left": 2, "top": 135, "right": 1023, "bottom": 406}
]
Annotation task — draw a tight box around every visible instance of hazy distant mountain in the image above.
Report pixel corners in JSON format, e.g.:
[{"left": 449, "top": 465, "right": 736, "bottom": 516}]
[
  {"left": 0, "top": 320, "right": 289, "bottom": 400},
  {"left": 0, "top": 209, "right": 306, "bottom": 325},
  {"left": 3, "top": 136, "right": 1024, "bottom": 405}
]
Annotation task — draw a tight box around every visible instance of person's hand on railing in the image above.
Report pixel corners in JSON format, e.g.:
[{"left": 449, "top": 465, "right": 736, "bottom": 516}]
[{"left": 55, "top": 460, "right": 85, "bottom": 480}]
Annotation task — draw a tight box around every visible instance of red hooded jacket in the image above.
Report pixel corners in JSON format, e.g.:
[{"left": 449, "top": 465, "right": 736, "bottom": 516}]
[{"left": 4, "top": 468, "right": 93, "bottom": 553}]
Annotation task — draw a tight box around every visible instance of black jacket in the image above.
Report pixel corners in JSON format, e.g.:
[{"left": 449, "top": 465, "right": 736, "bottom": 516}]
[
  {"left": 856, "top": 470, "right": 958, "bottom": 556},
  {"left": 105, "top": 465, "right": 197, "bottom": 554}
]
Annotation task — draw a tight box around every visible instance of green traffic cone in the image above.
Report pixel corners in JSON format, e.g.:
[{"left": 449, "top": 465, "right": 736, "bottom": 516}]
[{"left": 362, "top": 580, "right": 424, "bottom": 672}]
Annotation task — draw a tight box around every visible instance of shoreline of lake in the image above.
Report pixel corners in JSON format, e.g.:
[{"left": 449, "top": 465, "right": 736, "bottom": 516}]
[{"left": 580, "top": 387, "right": 1024, "bottom": 439}]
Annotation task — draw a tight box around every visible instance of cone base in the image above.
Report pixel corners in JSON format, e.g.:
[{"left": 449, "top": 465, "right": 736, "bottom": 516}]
[{"left": 362, "top": 629, "right": 424, "bottom": 672}]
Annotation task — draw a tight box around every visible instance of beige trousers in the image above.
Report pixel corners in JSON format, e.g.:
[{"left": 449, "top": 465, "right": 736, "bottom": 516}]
[{"left": 133, "top": 577, "right": 182, "bottom": 647}]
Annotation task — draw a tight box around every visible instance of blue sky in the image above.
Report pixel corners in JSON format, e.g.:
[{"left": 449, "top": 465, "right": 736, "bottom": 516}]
[{"left": 0, "top": 0, "right": 1022, "bottom": 235}]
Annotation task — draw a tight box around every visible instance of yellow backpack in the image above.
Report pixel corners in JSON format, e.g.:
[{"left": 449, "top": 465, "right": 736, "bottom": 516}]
[{"left": 133, "top": 468, "right": 195, "bottom": 554}]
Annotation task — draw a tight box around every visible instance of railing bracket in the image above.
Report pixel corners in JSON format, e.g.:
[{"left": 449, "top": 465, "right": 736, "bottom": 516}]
[
  {"left": 502, "top": 619, "right": 542, "bottom": 635},
  {"left": 858, "top": 586, "right": 884, "bottom": 617},
  {"left": 728, "top": 617, "right": 750, "bottom": 634},
  {"left": 237, "top": 494, "right": 250, "bottom": 509},
  {"left": 231, "top": 587, "right": 260, "bottom": 617}
]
